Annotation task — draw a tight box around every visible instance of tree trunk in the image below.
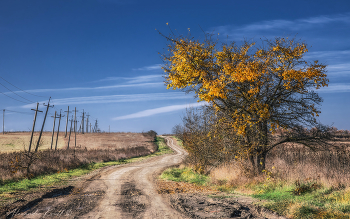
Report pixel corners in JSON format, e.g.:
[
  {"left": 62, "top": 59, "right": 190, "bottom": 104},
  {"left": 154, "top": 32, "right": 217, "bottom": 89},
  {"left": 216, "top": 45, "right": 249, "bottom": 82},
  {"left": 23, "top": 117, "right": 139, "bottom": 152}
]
[
  {"left": 257, "top": 151, "right": 267, "bottom": 173},
  {"left": 249, "top": 154, "right": 256, "bottom": 175},
  {"left": 256, "top": 121, "right": 268, "bottom": 174}
]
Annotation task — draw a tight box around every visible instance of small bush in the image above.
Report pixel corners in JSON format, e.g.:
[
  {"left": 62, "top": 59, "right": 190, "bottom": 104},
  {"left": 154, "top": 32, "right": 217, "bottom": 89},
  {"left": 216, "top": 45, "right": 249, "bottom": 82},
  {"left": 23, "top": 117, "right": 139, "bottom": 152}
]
[{"left": 292, "top": 180, "right": 322, "bottom": 196}]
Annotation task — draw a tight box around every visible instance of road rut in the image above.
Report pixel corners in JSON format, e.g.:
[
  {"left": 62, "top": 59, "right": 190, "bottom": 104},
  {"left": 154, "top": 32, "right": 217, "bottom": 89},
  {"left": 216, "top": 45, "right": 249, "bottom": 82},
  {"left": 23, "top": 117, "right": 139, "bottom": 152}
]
[{"left": 7, "top": 136, "right": 188, "bottom": 219}]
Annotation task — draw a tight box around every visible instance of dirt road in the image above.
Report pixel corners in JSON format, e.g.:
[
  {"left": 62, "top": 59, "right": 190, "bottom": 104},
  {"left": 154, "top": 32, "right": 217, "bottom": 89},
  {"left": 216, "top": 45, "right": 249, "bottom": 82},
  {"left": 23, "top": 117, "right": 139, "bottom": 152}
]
[
  {"left": 5, "top": 136, "right": 286, "bottom": 219},
  {"left": 6, "top": 136, "right": 188, "bottom": 219}
]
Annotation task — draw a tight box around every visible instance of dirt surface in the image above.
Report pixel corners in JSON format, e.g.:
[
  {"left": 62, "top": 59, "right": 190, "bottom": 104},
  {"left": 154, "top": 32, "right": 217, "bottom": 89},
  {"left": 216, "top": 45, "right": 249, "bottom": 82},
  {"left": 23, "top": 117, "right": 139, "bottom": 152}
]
[
  {"left": 1, "top": 136, "right": 287, "bottom": 219},
  {"left": 168, "top": 193, "right": 287, "bottom": 219}
]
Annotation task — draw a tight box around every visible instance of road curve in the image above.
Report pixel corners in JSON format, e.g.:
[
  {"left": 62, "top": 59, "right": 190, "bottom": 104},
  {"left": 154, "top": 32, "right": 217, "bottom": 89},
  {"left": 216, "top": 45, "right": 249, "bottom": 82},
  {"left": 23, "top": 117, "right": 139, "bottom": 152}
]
[
  {"left": 84, "top": 136, "right": 188, "bottom": 219},
  {"left": 7, "top": 136, "right": 188, "bottom": 219}
]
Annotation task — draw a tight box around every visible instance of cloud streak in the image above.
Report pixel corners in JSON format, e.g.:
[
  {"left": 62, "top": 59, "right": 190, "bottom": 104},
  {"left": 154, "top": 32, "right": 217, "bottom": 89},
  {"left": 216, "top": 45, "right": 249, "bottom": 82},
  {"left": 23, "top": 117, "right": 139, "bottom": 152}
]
[
  {"left": 316, "top": 83, "right": 350, "bottom": 93},
  {"left": 132, "top": 64, "right": 162, "bottom": 71},
  {"left": 112, "top": 102, "right": 206, "bottom": 120},
  {"left": 97, "top": 74, "right": 162, "bottom": 83},
  {"left": 7, "top": 82, "right": 162, "bottom": 95},
  {"left": 212, "top": 13, "right": 350, "bottom": 40},
  {"left": 21, "top": 92, "right": 194, "bottom": 108}
]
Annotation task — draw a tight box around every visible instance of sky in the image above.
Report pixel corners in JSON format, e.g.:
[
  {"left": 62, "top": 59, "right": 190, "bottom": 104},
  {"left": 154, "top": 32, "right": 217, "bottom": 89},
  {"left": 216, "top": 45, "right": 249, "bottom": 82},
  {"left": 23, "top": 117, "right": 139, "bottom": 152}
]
[{"left": 0, "top": 0, "right": 349, "bottom": 134}]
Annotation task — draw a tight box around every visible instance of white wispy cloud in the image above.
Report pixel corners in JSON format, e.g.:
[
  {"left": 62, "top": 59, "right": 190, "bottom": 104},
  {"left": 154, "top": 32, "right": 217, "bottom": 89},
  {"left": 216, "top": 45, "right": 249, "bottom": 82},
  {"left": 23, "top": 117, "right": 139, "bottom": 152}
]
[
  {"left": 327, "top": 63, "right": 350, "bottom": 76},
  {"left": 97, "top": 74, "right": 162, "bottom": 83},
  {"left": 304, "top": 50, "right": 350, "bottom": 60},
  {"left": 7, "top": 82, "right": 162, "bottom": 95},
  {"left": 212, "top": 13, "right": 350, "bottom": 40},
  {"left": 316, "top": 83, "right": 350, "bottom": 93},
  {"left": 21, "top": 92, "right": 193, "bottom": 108},
  {"left": 133, "top": 64, "right": 162, "bottom": 71},
  {"left": 112, "top": 102, "right": 206, "bottom": 120}
]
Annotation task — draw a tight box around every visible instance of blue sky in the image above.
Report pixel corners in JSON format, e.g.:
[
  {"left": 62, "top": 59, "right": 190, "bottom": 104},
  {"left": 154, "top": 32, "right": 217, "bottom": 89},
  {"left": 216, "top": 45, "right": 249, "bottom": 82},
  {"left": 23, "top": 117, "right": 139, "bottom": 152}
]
[{"left": 0, "top": 0, "right": 349, "bottom": 134}]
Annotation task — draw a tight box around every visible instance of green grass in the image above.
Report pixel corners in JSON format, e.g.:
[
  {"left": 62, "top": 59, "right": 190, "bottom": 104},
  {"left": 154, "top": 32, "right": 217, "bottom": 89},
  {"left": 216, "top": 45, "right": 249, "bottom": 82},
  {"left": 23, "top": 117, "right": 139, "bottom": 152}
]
[
  {"left": 160, "top": 163, "right": 350, "bottom": 219},
  {"left": 248, "top": 180, "right": 350, "bottom": 218},
  {"left": 172, "top": 136, "right": 183, "bottom": 148},
  {"left": 160, "top": 167, "right": 210, "bottom": 186},
  {"left": 0, "top": 136, "right": 172, "bottom": 195}
]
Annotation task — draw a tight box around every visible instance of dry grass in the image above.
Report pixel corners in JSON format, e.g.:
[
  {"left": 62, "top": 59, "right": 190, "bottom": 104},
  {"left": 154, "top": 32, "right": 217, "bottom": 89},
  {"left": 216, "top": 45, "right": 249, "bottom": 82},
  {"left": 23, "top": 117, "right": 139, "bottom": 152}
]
[
  {"left": 0, "top": 132, "right": 157, "bottom": 183},
  {"left": 0, "top": 132, "right": 155, "bottom": 152},
  {"left": 208, "top": 140, "right": 350, "bottom": 189}
]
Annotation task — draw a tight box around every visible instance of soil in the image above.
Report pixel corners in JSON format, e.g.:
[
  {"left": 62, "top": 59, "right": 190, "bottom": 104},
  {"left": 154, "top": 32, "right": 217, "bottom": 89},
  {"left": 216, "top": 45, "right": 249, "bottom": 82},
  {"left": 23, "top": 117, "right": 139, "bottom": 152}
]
[
  {"left": 1, "top": 136, "right": 287, "bottom": 219},
  {"left": 167, "top": 193, "right": 287, "bottom": 219}
]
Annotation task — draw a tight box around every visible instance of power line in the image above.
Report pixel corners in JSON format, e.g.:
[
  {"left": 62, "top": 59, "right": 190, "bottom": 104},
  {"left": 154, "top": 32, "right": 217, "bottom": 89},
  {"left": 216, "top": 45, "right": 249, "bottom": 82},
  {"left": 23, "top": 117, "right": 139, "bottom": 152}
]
[
  {"left": 0, "top": 90, "right": 32, "bottom": 104},
  {"left": 0, "top": 81, "right": 35, "bottom": 103},
  {"left": 0, "top": 76, "right": 48, "bottom": 98},
  {"left": 3, "top": 109, "right": 33, "bottom": 115}
]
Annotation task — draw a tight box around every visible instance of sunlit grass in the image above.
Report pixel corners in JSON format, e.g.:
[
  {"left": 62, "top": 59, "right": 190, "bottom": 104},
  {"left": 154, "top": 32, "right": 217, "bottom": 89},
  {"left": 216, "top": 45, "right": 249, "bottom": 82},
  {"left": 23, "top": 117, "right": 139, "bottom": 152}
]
[
  {"left": 0, "top": 136, "right": 172, "bottom": 196},
  {"left": 160, "top": 167, "right": 210, "bottom": 186}
]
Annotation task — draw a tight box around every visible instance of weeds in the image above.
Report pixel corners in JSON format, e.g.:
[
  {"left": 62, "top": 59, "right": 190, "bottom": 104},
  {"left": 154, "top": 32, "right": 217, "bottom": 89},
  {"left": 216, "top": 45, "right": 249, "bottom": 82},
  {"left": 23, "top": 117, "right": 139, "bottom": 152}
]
[{"left": 160, "top": 167, "right": 210, "bottom": 186}]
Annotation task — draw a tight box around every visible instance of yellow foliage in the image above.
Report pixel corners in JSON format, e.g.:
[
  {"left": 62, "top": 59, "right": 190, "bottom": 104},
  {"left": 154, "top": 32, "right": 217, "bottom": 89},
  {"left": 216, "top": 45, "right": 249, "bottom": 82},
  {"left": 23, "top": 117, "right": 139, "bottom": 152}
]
[{"left": 162, "top": 34, "right": 328, "bottom": 137}]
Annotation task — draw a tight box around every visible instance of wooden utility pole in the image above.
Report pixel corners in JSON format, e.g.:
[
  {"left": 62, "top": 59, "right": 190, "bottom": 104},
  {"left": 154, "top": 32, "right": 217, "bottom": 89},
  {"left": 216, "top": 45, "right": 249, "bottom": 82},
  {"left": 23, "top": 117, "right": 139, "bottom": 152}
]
[
  {"left": 64, "top": 106, "right": 70, "bottom": 138},
  {"left": 50, "top": 111, "right": 58, "bottom": 150},
  {"left": 55, "top": 110, "right": 64, "bottom": 150},
  {"left": 2, "top": 109, "right": 4, "bottom": 134},
  {"left": 81, "top": 109, "right": 84, "bottom": 134},
  {"left": 67, "top": 116, "right": 73, "bottom": 149},
  {"left": 75, "top": 120, "right": 77, "bottom": 148},
  {"left": 74, "top": 107, "right": 77, "bottom": 148},
  {"left": 35, "top": 98, "right": 53, "bottom": 152},
  {"left": 28, "top": 103, "right": 42, "bottom": 154},
  {"left": 86, "top": 113, "right": 90, "bottom": 133}
]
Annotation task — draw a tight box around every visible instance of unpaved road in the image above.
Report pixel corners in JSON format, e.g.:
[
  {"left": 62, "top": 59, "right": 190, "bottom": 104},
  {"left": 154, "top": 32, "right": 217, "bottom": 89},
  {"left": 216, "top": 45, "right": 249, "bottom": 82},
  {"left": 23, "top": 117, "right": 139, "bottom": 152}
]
[
  {"left": 5, "top": 136, "right": 188, "bottom": 219},
  {"left": 4, "top": 136, "right": 286, "bottom": 219}
]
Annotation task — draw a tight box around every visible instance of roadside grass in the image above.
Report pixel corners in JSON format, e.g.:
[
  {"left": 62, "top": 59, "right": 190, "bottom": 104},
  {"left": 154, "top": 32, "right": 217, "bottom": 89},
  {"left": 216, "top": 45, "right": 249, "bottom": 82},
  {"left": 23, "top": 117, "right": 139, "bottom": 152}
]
[
  {"left": 172, "top": 136, "right": 183, "bottom": 148},
  {"left": 161, "top": 165, "right": 350, "bottom": 218},
  {"left": 249, "top": 180, "right": 350, "bottom": 218},
  {"left": 0, "top": 136, "right": 172, "bottom": 197},
  {"left": 160, "top": 166, "right": 210, "bottom": 186}
]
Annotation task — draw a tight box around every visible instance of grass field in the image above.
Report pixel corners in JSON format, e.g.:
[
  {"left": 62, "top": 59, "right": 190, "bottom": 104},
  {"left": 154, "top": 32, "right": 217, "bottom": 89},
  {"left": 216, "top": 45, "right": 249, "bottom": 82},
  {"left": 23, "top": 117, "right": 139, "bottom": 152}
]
[
  {"left": 0, "top": 132, "right": 154, "bottom": 153},
  {"left": 0, "top": 135, "right": 172, "bottom": 208},
  {"left": 0, "top": 132, "right": 158, "bottom": 183}
]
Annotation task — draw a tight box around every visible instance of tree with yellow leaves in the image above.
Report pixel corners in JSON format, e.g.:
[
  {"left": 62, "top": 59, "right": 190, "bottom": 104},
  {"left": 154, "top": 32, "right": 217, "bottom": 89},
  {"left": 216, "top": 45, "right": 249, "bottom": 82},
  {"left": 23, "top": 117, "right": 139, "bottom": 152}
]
[{"left": 161, "top": 30, "right": 333, "bottom": 174}]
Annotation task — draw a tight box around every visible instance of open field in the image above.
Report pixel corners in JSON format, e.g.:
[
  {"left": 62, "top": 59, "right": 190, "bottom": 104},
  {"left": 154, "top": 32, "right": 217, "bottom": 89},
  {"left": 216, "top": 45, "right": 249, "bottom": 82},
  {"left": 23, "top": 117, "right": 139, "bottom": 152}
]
[
  {"left": 0, "top": 132, "right": 157, "bottom": 183},
  {"left": 0, "top": 132, "right": 154, "bottom": 153}
]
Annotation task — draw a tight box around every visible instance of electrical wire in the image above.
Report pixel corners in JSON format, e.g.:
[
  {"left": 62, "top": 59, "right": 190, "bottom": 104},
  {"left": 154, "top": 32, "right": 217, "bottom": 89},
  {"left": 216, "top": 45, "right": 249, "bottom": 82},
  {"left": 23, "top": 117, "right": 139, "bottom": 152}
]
[
  {"left": 4, "top": 109, "right": 33, "bottom": 115},
  {"left": 0, "top": 82, "right": 36, "bottom": 104},
  {"left": 0, "top": 90, "right": 33, "bottom": 104},
  {"left": 0, "top": 76, "right": 49, "bottom": 98}
]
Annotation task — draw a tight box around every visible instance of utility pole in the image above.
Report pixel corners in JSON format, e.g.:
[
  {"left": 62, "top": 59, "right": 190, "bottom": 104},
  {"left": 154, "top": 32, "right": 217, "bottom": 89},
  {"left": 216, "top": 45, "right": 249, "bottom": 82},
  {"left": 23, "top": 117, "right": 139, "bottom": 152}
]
[
  {"left": 50, "top": 111, "right": 58, "bottom": 150},
  {"left": 67, "top": 116, "right": 73, "bottom": 149},
  {"left": 86, "top": 113, "right": 90, "bottom": 133},
  {"left": 64, "top": 106, "right": 70, "bottom": 138},
  {"left": 74, "top": 107, "right": 78, "bottom": 148},
  {"left": 94, "top": 119, "right": 98, "bottom": 133},
  {"left": 75, "top": 120, "right": 78, "bottom": 148},
  {"left": 90, "top": 123, "right": 92, "bottom": 133},
  {"left": 28, "top": 103, "right": 42, "bottom": 154},
  {"left": 81, "top": 110, "right": 84, "bottom": 134},
  {"left": 35, "top": 98, "right": 53, "bottom": 152},
  {"left": 55, "top": 110, "right": 64, "bottom": 150},
  {"left": 2, "top": 109, "right": 4, "bottom": 134}
]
